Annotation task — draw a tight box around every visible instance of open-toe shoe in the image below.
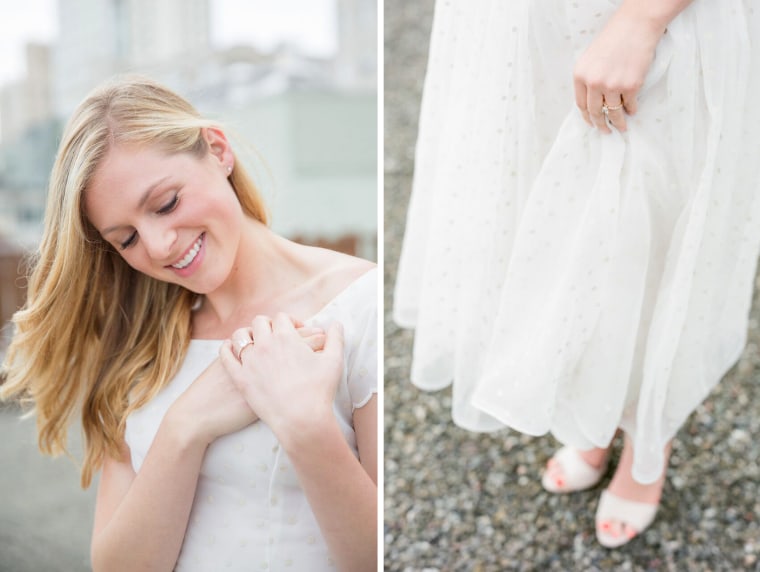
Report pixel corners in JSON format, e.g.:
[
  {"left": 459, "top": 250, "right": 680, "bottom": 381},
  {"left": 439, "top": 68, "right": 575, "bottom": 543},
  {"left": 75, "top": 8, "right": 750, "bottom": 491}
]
[
  {"left": 595, "top": 489, "right": 658, "bottom": 548},
  {"left": 541, "top": 446, "right": 609, "bottom": 494}
]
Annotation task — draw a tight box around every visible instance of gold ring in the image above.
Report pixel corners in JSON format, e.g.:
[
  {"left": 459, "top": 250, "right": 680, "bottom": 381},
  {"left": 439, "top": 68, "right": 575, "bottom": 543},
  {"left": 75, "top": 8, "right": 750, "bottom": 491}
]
[
  {"left": 235, "top": 337, "right": 254, "bottom": 360},
  {"left": 602, "top": 103, "right": 624, "bottom": 114}
]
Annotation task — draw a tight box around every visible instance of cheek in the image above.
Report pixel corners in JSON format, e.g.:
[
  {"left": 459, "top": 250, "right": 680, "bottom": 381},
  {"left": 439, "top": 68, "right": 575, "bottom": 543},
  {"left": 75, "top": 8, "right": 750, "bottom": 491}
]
[
  {"left": 208, "top": 192, "right": 245, "bottom": 231},
  {"left": 189, "top": 186, "right": 242, "bottom": 224},
  {"left": 119, "top": 250, "right": 156, "bottom": 276}
]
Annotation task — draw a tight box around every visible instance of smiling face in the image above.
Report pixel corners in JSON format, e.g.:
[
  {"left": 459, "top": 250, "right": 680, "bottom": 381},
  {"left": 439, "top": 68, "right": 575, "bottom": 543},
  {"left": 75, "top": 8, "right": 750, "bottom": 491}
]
[{"left": 84, "top": 131, "right": 244, "bottom": 294}]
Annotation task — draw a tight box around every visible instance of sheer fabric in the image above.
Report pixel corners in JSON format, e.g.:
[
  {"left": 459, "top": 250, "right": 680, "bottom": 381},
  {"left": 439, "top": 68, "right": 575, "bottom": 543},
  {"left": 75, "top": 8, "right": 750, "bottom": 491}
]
[{"left": 394, "top": 0, "right": 760, "bottom": 483}]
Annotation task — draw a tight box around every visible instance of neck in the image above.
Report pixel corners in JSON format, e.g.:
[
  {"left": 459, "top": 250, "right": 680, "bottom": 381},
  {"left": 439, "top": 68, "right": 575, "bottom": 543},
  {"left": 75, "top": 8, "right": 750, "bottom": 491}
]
[{"left": 201, "top": 218, "right": 310, "bottom": 325}]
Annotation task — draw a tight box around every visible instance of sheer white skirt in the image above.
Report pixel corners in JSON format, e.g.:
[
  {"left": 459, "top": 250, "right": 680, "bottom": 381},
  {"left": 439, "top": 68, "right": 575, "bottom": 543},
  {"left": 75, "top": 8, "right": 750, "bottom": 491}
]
[{"left": 394, "top": 0, "right": 760, "bottom": 483}]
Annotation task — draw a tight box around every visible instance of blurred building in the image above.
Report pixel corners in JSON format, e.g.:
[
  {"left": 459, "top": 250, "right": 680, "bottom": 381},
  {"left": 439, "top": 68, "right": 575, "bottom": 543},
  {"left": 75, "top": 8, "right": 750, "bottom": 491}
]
[
  {"left": 1, "top": 44, "right": 53, "bottom": 143},
  {"left": 53, "top": 0, "right": 211, "bottom": 117},
  {"left": 0, "top": 0, "right": 377, "bottom": 260},
  {"left": 0, "top": 236, "right": 26, "bottom": 353},
  {"left": 0, "top": 43, "right": 57, "bottom": 247},
  {"left": 335, "top": 0, "right": 377, "bottom": 89}
]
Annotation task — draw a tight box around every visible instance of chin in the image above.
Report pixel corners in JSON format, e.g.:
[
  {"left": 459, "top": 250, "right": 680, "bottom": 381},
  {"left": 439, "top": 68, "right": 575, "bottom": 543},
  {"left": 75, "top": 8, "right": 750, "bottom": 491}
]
[{"left": 187, "top": 272, "right": 231, "bottom": 296}]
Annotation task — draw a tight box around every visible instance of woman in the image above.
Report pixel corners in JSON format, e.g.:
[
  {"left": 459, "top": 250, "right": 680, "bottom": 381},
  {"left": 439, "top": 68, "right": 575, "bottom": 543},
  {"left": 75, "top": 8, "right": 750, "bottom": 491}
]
[
  {"left": 1, "top": 76, "right": 377, "bottom": 570},
  {"left": 394, "top": 0, "right": 759, "bottom": 547}
]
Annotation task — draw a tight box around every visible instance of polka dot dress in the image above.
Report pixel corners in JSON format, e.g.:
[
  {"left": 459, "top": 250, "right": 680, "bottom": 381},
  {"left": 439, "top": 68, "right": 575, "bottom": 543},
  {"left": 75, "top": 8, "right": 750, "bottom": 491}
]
[
  {"left": 125, "top": 269, "right": 377, "bottom": 571},
  {"left": 393, "top": 0, "right": 760, "bottom": 483}
]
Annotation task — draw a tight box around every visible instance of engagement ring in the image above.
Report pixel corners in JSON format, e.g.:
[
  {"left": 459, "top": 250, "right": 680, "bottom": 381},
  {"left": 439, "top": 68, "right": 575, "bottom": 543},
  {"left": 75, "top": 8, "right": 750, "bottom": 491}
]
[{"left": 235, "top": 337, "right": 255, "bottom": 360}]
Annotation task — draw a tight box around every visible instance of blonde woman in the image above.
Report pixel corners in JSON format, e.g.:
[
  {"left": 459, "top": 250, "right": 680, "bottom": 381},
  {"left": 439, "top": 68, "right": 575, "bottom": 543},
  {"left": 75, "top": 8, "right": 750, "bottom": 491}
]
[
  {"left": 394, "top": 0, "right": 759, "bottom": 548},
  {"left": 1, "top": 76, "right": 377, "bottom": 571}
]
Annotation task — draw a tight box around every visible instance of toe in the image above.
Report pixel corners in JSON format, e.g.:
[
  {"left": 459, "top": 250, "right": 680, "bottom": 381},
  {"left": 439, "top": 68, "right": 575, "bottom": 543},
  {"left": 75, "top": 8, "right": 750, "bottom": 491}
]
[
  {"left": 545, "top": 463, "right": 565, "bottom": 489},
  {"left": 598, "top": 520, "right": 618, "bottom": 537},
  {"left": 599, "top": 519, "right": 626, "bottom": 538},
  {"left": 541, "top": 460, "right": 568, "bottom": 493}
]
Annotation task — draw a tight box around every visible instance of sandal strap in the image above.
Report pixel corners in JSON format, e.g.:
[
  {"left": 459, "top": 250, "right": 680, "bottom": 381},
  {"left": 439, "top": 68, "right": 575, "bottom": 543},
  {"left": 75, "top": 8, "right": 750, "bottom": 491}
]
[
  {"left": 553, "top": 446, "right": 607, "bottom": 484},
  {"left": 596, "top": 489, "right": 658, "bottom": 532},
  {"left": 542, "top": 446, "right": 607, "bottom": 493}
]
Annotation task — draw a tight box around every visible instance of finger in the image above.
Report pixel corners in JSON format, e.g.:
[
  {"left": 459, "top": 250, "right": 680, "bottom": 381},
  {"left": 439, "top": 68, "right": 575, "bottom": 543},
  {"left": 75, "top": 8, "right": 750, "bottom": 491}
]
[
  {"left": 302, "top": 333, "right": 327, "bottom": 352},
  {"left": 622, "top": 91, "right": 638, "bottom": 115},
  {"left": 297, "top": 326, "right": 325, "bottom": 338},
  {"left": 251, "top": 315, "right": 273, "bottom": 341},
  {"left": 603, "top": 93, "right": 627, "bottom": 132},
  {"left": 605, "top": 109, "right": 627, "bottom": 132},
  {"left": 275, "top": 314, "right": 303, "bottom": 329},
  {"left": 230, "top": 326, "right": 254, "bottom": 342},
  {"left": 322, "top": 321, "right": 345, "bottom": 359},
  {"left": 230, "top": 327, "right": 255, "bottom": 360},
  {"left": 574, "top": 77, "right": 592, "bottom": 126},
  {"left": 272, "top": 312, "right": 298, "bottom": 334},
  {"left": 219, "top": 340, "right": 244, "bottom": 375},
  {"left": 588, "top": 88, "right": 610, "bottom": 134}
]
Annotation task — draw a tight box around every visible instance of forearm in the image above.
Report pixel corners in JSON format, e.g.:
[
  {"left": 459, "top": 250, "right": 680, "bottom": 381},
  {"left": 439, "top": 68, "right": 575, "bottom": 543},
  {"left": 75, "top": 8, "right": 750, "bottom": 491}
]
[
  {"left": 618, "top": 0, "right": 695, "bottom": 32},
  {"left": 91, "top": 416, "right": 207, "bottom": 572},
  {"left": 283, "top": 418, "right": 377, "bottom": 572}
]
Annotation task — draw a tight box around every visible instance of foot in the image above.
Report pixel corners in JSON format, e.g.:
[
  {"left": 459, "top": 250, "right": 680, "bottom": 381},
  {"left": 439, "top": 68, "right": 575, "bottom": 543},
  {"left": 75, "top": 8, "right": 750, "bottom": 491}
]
[
  {"left": 595, "top": 435, "right": 671, "bottom": 548},
  {"left": 541, "top": 445, "right": 610, "bottom": 493}
]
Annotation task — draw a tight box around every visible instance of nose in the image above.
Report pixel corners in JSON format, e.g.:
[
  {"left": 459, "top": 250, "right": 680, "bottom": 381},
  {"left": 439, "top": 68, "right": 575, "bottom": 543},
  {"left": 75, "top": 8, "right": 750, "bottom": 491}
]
[{"left": 139, "top": 221, "right": 177, "bottom": 262}]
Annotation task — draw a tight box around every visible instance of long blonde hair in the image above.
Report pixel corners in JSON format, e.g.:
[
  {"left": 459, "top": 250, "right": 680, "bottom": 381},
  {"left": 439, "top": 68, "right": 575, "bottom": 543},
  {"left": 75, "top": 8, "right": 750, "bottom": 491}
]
[{"left": 0, "top": 75, "right": 268, "bottom": 487}]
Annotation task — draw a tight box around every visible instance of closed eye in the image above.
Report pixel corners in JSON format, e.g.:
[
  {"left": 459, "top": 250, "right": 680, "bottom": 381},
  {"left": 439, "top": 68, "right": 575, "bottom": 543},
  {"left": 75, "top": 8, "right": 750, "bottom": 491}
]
[
  {"left": 117, "top": 193, "right": 179, "bottom": 250},
  {"left": 157, "top": 194, "right": 179, "bottom": 214},
  {"left": 120, "top": 231, "right": 137, "bottom": 250}
]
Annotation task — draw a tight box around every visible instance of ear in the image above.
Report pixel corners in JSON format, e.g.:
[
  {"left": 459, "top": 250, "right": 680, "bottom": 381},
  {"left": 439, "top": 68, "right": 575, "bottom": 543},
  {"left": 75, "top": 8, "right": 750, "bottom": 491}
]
[{"left": 202, "top": 127, "right": 234, "bottom": 171}]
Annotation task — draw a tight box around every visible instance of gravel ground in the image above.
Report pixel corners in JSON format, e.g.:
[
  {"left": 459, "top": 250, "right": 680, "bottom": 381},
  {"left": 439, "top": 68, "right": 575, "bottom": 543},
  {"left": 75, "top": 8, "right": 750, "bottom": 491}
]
[
  {"left": 0, "top": 402, "right": 96, "bottom": 571},
  {"left": 383, "top": 1, "right": 760, "bottom": 570}
]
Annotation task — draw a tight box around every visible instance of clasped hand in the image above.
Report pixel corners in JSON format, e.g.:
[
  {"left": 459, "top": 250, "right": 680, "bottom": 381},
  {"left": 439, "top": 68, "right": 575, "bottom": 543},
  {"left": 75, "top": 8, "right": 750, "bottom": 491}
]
[
  {"left": 219, "top": 313, "right": 345, "bottom": 445},
  {"left": 169, "top": 317, "right": 329, "bottom": 446}
]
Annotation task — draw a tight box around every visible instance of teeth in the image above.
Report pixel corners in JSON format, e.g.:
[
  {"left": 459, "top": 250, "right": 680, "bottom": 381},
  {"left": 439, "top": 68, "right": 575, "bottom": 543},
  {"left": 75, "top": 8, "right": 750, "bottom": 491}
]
[{"left": 172, "top": 236, "right": 202, "bottom": 269}]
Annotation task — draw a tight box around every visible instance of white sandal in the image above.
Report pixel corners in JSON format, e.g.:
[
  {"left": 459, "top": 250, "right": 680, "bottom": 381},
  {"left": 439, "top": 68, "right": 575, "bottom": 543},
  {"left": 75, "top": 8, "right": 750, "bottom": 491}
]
[
  {"left": 595, "top": 489, "right": 658, "bottom": 548},
  {"left": 541, "top": 446, "right": 608, "bottom": 493}
]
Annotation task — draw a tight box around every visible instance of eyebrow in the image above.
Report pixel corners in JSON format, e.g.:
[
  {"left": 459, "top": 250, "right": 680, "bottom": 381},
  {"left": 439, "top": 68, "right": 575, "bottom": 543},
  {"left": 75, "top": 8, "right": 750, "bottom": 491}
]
[{"left": 101, "top": 176, "right": 171, "bottom": 236}]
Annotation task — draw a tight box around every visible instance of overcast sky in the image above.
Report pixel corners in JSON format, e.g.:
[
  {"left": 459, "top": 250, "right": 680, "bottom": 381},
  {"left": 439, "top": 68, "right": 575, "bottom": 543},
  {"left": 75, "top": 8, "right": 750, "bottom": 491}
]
[{"left": 0, "top": 0, "right": 337, "bottom": 88}]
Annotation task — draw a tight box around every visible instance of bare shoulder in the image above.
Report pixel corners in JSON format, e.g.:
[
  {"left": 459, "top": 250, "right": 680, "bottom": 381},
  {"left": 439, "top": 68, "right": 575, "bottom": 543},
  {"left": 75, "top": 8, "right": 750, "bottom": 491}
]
[
  {"left": 300, "top": 245, "right": 376, "bottom": 304},
  {"left": 320, "top": 249, "right": 376, "bottom": 281}
]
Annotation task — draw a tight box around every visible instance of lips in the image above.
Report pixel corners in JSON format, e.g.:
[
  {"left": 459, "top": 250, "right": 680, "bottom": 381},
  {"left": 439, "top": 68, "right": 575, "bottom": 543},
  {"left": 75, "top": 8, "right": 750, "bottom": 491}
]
[{"left": 169, "top": 233, "right": 204, "bottom": 270}]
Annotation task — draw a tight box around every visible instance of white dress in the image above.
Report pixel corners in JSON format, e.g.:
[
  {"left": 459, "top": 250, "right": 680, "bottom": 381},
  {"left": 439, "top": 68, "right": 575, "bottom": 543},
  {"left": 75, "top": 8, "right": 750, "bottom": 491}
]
[
  {"left": 125, "top": 268, "right": 377, "bottom": 571},
  {"left": 394, "top": 0, "right": 760, "bottom": 483}
]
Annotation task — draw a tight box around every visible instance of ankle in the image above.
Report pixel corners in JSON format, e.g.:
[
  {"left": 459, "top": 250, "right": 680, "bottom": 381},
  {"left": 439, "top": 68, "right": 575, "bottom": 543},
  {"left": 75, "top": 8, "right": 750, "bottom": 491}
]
[
  {"left": 578, "top": 446, "right": 611, "bottom": 470},
  {"left": 607, "top": 471, "right": 665, "bottom": 505},
  {"left": 607, "top": 436, "right": 671, "bottom": 504}
]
